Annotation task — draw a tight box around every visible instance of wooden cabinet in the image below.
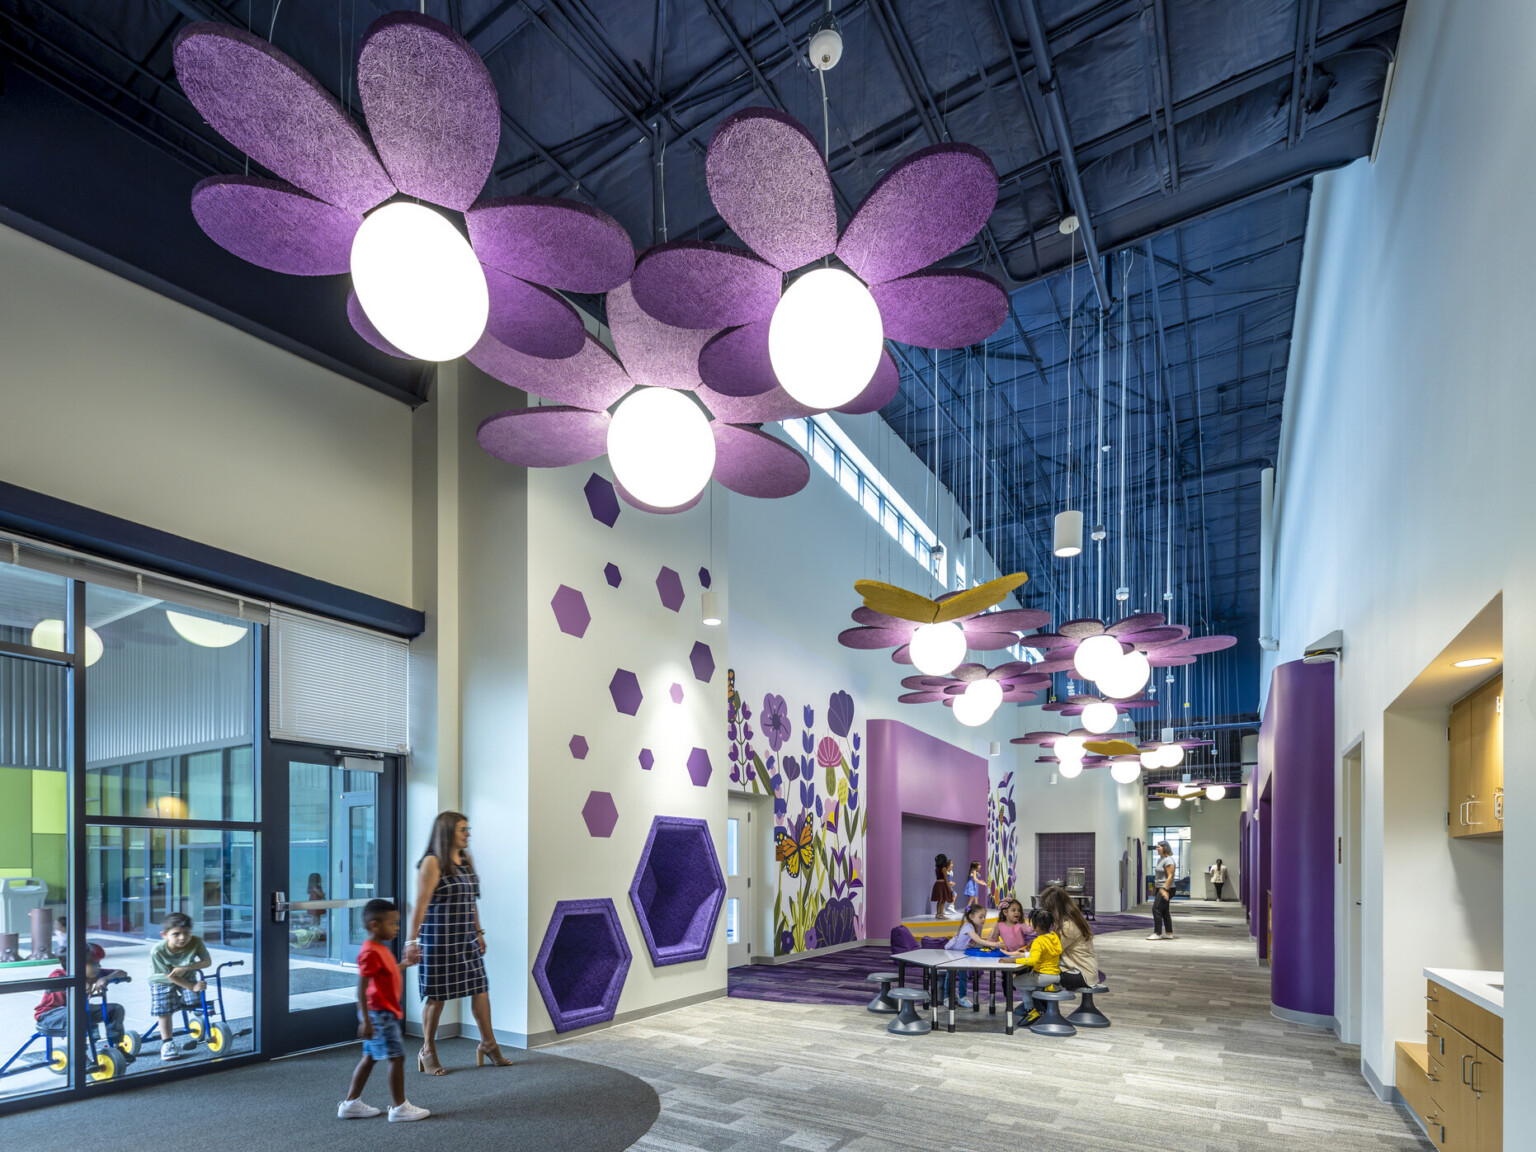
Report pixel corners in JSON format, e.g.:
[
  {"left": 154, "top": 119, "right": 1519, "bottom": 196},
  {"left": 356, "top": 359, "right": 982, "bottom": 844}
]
[
  {"left": 1450, "top": 675, "right": 1502, "bottom": 838},
  {"left": 1421, "top": 980, "right": 1502, "bottom": 1151}
]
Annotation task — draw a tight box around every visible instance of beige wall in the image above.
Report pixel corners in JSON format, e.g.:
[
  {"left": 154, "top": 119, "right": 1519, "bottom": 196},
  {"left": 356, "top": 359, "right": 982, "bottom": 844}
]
[{"left": 0, "top": 222, "right": 414, "bottom": 606}]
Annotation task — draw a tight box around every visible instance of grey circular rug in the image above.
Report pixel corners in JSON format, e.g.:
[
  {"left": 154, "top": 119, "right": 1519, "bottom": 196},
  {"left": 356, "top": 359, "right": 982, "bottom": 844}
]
[{"left": 7, "top": 1037, "right": 659, "bottom": 1151}]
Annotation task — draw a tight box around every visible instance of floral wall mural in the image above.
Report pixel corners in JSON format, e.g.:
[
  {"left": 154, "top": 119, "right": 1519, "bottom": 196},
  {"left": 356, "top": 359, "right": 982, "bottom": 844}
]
[
  {"left": 728, "top": 671, "right": 865, "bottom": 955},
  {"left": 986, "top": 769, "right": 1017, "bottom": 906}
]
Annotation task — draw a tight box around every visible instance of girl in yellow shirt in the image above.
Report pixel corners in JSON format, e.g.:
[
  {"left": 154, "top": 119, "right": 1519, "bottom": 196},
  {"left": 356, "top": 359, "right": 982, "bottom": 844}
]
[{"left": 1018, "top": 908, "right": 1062, "bottom": 1026}]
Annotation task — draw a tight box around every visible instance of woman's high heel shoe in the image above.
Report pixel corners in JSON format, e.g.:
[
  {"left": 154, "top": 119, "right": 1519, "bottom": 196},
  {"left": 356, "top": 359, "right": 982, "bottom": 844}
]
[
  {"left": 476, "top": 1042, "right": 513, "bottom": 1067},
  {"left": 417, "top": 1048, "right": 446, "bottom": 1075}
]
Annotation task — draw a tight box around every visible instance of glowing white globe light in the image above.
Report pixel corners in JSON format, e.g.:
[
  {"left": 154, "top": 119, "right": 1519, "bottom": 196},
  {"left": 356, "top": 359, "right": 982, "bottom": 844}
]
[
  {"left": 32, "top": 619, "right": 103, "bottom": 666},
  {"left": 1058, "top": 759, "right": 1083, "bottom": 779},
  {"left": 1097, "top": 648, "right": 1150, "bottom": 699},
  {"left": 909, "top": 621, "right": 966, "bottom": 676},
  {"left": 1111, "top": 760, "right": 1143, "bottom": 784},
  {"left": 1177, "top": 783, "right": 1200, "bottom": 797},
  {"left": 1139, "top": 750, "right": 1160, "bottom": 769},
  {"left": 953, "top": 679, "right": 1003, "bottom": 727},
  {"left": 1054, "top": 734, "right": 1087, "bottom": 761},
  {"left": 1206, "top": 785, "right": 1227, "bottom": 801},
  {"left": 768, "top": 267, "right": 883, "bottom": 409},
  {"left": 607, "top": 388, "right": 717, "bottom": 509},
  {"left": 1081, "top": 700, "right": 1117, "bottom": 734},
  {"left": 351, "top": 202, "right": 489, "bottom": 361},
  {"left": 166, "top": 610, "right": 248, "bottom": 648},
  {"left": 1073, "top": 633, "right": 1122, "bottom": 681},
  {"left": 1163, "top": 795, "right": 1181, "bottom": 809},
  {"left": 1156, "top": 742, "right": 1186, "bottom": 769}
]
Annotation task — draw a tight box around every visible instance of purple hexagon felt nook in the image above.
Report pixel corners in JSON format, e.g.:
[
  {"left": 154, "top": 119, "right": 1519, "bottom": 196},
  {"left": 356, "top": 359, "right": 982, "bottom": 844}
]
[
  {"left": 532, "top": 898, "right": 632, "bottom": 1033},
  {"left": 628, "top": 816, "right": 725, "bottom": 967}
]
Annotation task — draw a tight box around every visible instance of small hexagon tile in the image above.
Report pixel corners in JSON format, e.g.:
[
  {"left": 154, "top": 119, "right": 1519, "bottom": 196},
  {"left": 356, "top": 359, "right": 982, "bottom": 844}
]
[
  {"left": 551, "top": 585, "right": 590, "bottom": 638},
  {"left": 582, "top": 791, "right": 618, "bottom": 838},
  {"left": 698, "top": 567, "right": 712, "bottom": 588},
  {"left": 609, "top": 669, "right": 642, "bottom": 715},
  {"left": 604, "top": 562, "right": 622, "bottom": 588},
  {"left": 638, "top": 748, "right": 654, "bottom": 771},
  {"left": 585, "top": 474, "right": 620, "bottom": 527},
  {"left": 669, "top": 682, "right": 684, "bottom": 704},
  {"left": 686, "top": 746, "right": 713, "bottom": 787},
  {"left": 656, "top": 566, "right": 684, "bottom": 612},
  {"left": 569, "top": 735, "right": 589, "bottom": 760},
  {"left": 689, "top": 640, "right": 715, "bottom": 683}
]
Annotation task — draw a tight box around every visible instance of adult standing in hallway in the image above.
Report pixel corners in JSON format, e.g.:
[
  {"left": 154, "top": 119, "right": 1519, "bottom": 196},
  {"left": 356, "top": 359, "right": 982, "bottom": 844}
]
[
  {"left": 1208, "top": 859, "right": 1229, "bottom": 902},
  {"left": 404, "top": 811, "right": 512, "bottom": 1073},
  {"left": 1149, "top": 842, "right": 1176, "bottom": 940}
]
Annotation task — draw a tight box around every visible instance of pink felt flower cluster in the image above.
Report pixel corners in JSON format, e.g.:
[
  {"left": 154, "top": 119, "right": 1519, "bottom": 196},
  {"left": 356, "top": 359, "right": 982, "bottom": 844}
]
[{"left": 897, "top": 662, "right": 1051, "bottom": 709}]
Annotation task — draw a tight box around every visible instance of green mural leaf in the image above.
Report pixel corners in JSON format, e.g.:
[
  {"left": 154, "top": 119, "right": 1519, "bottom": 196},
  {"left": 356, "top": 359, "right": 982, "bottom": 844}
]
[
  {"left": 753, "top": 753, "right": 770, "bottom": 794},
  {"left": 825, "top": 760, "right": 835, "bottom": 795}
]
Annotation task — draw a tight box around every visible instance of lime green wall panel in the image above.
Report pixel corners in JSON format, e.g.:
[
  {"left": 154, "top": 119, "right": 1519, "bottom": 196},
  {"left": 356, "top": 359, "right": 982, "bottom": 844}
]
[
  {"left": 32, "top": 769, "right": 66, "bottom": 834},
  {"left": 0, "top": 768, "right": 33, "bottom": 869},
  {"left": 31, "top": 834, "right": 66, "bottom": 902}
]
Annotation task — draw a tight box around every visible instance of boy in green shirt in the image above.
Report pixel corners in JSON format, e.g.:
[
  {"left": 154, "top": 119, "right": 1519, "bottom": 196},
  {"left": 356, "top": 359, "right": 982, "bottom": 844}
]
[{"left": 149, "top": 911, "right": 211, "bottom": 1062}]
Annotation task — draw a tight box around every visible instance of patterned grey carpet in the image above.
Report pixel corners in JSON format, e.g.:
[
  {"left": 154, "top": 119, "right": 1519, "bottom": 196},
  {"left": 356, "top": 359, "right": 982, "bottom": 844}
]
[{"left": 553, "top": 901, "right": 1430, "bottom": 1152}]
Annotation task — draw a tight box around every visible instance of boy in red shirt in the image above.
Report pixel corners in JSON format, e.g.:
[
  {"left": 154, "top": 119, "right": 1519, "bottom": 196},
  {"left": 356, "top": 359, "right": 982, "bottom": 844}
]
[
  {"left": 338, "top": 899, "right": 429, "bottom": 1122},
  {"left": 35, "top": 942, "right": 129, "bottom": 1050}
]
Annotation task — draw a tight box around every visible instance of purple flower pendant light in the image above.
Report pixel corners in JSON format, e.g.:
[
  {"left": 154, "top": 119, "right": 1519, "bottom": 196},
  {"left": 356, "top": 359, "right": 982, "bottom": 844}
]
[
  {"left": 173, "top": 13, "right": 633, "bottom": 362},
  {"left": 631, "top": 109, "right": 1009, "bottom": 407}
]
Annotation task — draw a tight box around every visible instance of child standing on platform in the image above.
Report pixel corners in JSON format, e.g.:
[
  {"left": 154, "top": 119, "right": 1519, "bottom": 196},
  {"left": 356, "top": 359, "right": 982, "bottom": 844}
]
[
  {"left": 339, "top": 899, "right": 429, "bottom": 1122},
  {"left": 963, "top": 862, "right": 987, "bottom": 910},
  {"left": 931, "top": 854, "right": 956, "bottom": 918}
]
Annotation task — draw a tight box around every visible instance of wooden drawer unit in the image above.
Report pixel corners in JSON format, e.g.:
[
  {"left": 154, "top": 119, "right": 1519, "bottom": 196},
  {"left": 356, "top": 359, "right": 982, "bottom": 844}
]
[
  {"left": 1428, "top": 979, "right": 1502, "bottom": 1058},
  {"left": 1420, "top": 979, "right": 1503, "bottom": 1151}
]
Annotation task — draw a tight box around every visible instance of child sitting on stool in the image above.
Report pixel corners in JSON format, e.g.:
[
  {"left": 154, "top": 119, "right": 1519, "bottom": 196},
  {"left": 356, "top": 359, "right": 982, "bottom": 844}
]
[
  {"left": 940, "top": 903, "right": 990, "bottom": 1009},
  {"left": 149, "top": 911, "right": 210, "bottom": 1062},
  {"left": 1016, "top": 908, "right": 1063, "bottom": 1026},
  {"left": 35, "top": 942, "right": 129, "bottom": 1051}
]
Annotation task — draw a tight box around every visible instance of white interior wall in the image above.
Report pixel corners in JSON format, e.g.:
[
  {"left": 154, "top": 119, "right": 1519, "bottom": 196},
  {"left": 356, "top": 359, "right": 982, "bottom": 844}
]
[
  {"left": 1263, "top": 0, "right": 1531, "bottom": 1109},
  {"left": 0, "top": 222, "right": 414, "bottom": 605},
  {"left": 1143, "top": 796, "right": 1241, "bottom": 898}
]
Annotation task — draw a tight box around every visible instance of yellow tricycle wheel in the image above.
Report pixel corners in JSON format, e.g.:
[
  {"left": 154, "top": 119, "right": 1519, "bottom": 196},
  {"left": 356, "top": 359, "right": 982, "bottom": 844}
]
[
  {"left": 119, "top": 1031, "right": 141, "bottom": 1058},
  {"left": 47, "top": 1049, "right": 68, "bottom": 1075},
  {"left": 87, "top": 1048, "right": 125, "bottom": 1082},
  {"left": 186, "top": 1018, "right": 204, "bottom": 1039},
  {"left": 207, "top": 1024, "right": 228, "bottom": 1053}
]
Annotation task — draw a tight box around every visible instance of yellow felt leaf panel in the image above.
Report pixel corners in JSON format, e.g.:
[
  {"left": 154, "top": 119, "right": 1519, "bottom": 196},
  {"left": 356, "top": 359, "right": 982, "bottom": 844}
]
[
  {"left": 854, "top": 580, "right": 939, "bottom": 624},
  {"left": 1084, "top": 739, "right": 1140, "bottom": 757},
  {"left": 931, "top": 572, "right": 1029, "bottom": 623}
]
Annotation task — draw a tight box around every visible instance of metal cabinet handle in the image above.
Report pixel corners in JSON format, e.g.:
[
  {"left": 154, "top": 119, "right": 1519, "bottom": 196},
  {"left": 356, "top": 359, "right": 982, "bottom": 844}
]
[
  {"left": 1462, "top": 1053, "right": 1473, "bottom": 1084},
  {"left": 1471, "top": 1059, "right": 1482, "bottom": 1095}
]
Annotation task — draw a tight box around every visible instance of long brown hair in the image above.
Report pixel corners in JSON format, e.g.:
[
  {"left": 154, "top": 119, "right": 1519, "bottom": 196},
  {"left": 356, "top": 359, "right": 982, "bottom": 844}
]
[
  {"left": 420, "top": 810, "right": 468, "bottom": 877},
  {"left": 1039, "top": 885, "right": 1094, "bottom": 941}
]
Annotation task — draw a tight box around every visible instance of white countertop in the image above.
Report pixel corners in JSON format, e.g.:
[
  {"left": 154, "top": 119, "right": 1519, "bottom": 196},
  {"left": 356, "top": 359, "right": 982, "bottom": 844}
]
[{"left": 1424, "top": 968, "right": 1504, "bottom": 1017}]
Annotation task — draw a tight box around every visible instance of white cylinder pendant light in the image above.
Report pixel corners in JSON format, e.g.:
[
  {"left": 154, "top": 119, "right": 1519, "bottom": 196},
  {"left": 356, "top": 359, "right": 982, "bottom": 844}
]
[
  {"left": 607, "top": 389, "right": 716, "bottom": 509},
  {"left": 32, "top": 619, "right": 103, "bottom": 666},
  {"left": 1205, "top": 785, "right": 1227, "bottom": 801},
  {"left": 1057, "top": 759, "right": 1083, "bottom": 779},
  {"left": 768, "top": 267, "right": 883, "bottom": 409},
  {"left": 1073, "top": 634, "right": 1122, "bottom": 681},
  {"left": 351, "top": 202, "right": 489, "bottom": 361},
  {"left": 1111, "top": 760, "right": 1142, "bottom": 784},
  {"left": 1081, "top": 699, "right": 1117, "bottom": 734},
  {"left": 1097, "top": 649, "right": 1150, "bottom": 699},
  {"left": 909, "top": 621, "right": 966, "bottom": 676},
  {"left": 1053, "top": 509, "right": 1084, "bottom": 557},
  {"left": 700, "top": 590, "right": 721, "bottom": 627},
  {"left": 1163, "top": 795, "right": 1181, "bottom": 809}
]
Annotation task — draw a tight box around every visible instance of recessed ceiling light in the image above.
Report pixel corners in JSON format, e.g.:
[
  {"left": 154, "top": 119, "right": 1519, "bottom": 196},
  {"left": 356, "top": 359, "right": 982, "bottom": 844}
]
[{"left": 1452, "top": 657, "right": 1496, "bottom": 668}]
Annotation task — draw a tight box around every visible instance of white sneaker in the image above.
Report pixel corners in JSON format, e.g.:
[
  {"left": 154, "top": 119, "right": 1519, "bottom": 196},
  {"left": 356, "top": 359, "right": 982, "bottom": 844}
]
[
  {"left": 1146, "top": 933, "right": 1164, "bottom": 941},
  {"left": 388, "top": 1101, "right": 430, "bottom": 1123},
  {"left": 160, "top": 1041, "right": 180, "bottom": 1061},
  {"left": 337, "top": 1099, "right": 381, "bottom": 1119},
  {"left": 958, "top": 996, "right": 976, "bottom": 1010}
]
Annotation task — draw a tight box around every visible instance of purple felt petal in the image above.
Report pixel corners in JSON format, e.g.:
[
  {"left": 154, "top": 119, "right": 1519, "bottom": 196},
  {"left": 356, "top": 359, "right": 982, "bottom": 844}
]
[
  {"left": 892, "top": 644, "right": 913, "bottom": 665},
  {"left": 1106, "top": 612, "right": 1167, "bottom": 636},
  {"left": 852, "top": 607, "right": 910, "bottom": 629},
  {"left": 900, "top": 676, "right": 934, "bottom": 691},
  {"left": 980, "top": 608, "right": 1054, "bottom": 633},
  {"left": 711, "top": 424, "right": 810, "bottom": 499},
  {"left": 1059, "top": 618, "right": 1108, "bottom": 638},
  {"left": 1148, "top": 653, "right": 1198, "bottom": 668},
  {"left": 706, "top": 109, "right": 836, "bottom": 272},
  {"left": 698, "top": 322, "right": 777, "bottom": 398},
  {"left": 357, "top": 12, "right": 499, "bottom": 211},
  {"left": 607, "top": 281, "right": 712, "bottom": 390},
  {"left": 1001, "top": 688, "right": 1040, "bottom": 702},
  {"left": 468, "top": 332, "right": 632, "bottom": 410},
  {"left": 959, "top": 628, "right": 1021, "bottom": 651},
  {"left": 467, "top": 197, "right": 635, "bottom": 294},
  {"left": 1150, "top": 634, "right": 1238, "bottom": 657},
  {"left": 190, "top": 176, "right": 358, "bottom": 275},
  {"left": 872, "top": 269, "right": 1008, "bottom": 348},
  {"left": 1032, "top": 656, "right": 1077, "bottom": 674},
  {"left": 1022, "top": 632, "right": 1077, "bottom": 651},
  {"left": 348, "top": 291, "right": 411, "bottom": 358},
  {"left": 477, "top": 406, "right": 609, "bottom": 467},
  {"left": 899, "top": 691, "right": 948, "bottom": 705},
  {"left": 173, "top": 24, "right": 394, "bottom": 215},
  {"left": 952, "top": 664, "right": 990, "bottom": 682},
  {"left": 695, "top": 383, "right": 817, "bottom": 425},
  {"left": 839, "top": 626, "right": 913, "bottom": 650},
  {"left": 1120, "top": 626, "right": 1189, "bottom": 648},
  {"left": 614, "top": 479, "right": 702, "bottom": 515},
  {"left": 836, "top": 349, "right": 900, "bottom": 415},
  {"left": 630, "top": 242, "right": 781, "bottom": 330},
  {"left": 987, "top": 662, "right": 1036, "bottom": 681},
  {"left": 483, "top": 265, "right": 584, "bottom": 359},
  {"left": 836, "top": 143, "right": 998, "bottom": 285}
]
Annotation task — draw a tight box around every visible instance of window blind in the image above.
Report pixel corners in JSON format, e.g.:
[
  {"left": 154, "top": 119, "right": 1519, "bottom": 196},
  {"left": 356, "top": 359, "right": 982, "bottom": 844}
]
[{"left": 269, "top": 608, "right": 409, "bottom": 754}]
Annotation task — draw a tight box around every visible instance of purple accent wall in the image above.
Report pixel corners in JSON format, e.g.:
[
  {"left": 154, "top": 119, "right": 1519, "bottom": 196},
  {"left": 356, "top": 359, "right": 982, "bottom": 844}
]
[
  {"left": 1036, "top": 832, "right": 1095, "bottom": 903},
  {"left": 1261, "top": 659, "right": 1335, "bottom": 1017},
  {"left": 866, "top": 719, "right": 989, "bottom": 937}
]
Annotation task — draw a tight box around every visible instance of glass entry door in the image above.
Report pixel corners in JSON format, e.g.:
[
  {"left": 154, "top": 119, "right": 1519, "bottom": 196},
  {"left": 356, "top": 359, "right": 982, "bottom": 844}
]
[{"left": 260, "top": 745, "right": 399, "bottom": 1055}]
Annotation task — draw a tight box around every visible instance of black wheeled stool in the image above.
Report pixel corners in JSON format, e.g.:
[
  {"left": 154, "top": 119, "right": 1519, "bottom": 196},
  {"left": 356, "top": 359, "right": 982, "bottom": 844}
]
[
  {"left": 1027, "top": 988, "right": 1078, "bottom": 1037},
  {"left": 866, "top": 971, "right": 900, "bottom": 1014},
  {"left": 1069, "top": 984, "right": 1111, "bottom": 1028},
  {"left": 887, "top": 988, "right": 931, "bottom": 1035}
]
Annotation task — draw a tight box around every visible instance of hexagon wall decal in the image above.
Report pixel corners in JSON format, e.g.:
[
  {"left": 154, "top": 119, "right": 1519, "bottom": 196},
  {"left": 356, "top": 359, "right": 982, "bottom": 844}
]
[
  {"left": 629, "top": 816, "right": 725, "bottom": 967},
  {"left": 582, "top": 791, "right": 618, "bottom": 838},
  {"left": 689, "top": 641, "right": 715, "bottom": 684},
  {"left": 569, "top": 735, "right": 589, "bottom": 760},
  {"left": 532, "top": 898, "right": 632, "bottom": 1033},
  {"left": 604, "top": 562, "right": 622, "bottom": 588},
  {"left": 656, "top": 566, "right": 684, "bottom": 612},
  {"left": 638, "top": 748, "right": 654, "bottom": 771},
  {"left": 551, "top": 585, "right": 590, "bottom": 638},
  {"left": 609, "top": 669, "right": 642, "bottom": 715},
  {"left": 686, "top": 746, "right": 713, "bottom": 788},
  {"left": 699, "top": 566, "right": 713, "bottom": 588},
  {"left": 584, "top": 474, "right": 620, "bottom": 527},
  {"left": 669, "top": 682, "right": 684, "bottom": 704}
]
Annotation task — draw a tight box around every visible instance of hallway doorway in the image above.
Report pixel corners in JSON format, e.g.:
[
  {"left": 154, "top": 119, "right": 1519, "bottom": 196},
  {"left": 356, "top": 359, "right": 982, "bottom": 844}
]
[{"left": 1340, "top": 741, "right": 1363, "bottom": 1044}]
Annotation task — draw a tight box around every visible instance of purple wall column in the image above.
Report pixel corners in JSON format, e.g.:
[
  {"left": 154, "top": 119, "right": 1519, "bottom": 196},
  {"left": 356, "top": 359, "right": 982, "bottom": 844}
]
[
  {"left": 1264, "top": 658, "right": 1336, "bottom": 1023},
  {"left": 865, "top": 719, "right": 990, "bottom": 938}
]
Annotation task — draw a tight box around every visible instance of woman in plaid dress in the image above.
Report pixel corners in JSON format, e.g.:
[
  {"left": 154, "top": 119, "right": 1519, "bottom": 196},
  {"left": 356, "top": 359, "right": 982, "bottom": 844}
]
[{"left": 403, "top": 811, "right": 511, "bottom": 1074}]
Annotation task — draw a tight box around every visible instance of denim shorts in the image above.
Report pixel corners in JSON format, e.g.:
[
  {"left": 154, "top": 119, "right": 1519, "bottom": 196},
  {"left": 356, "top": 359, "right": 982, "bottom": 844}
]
[{"left": 361, "top": 1011, "right": 404, "bottom": 1061}]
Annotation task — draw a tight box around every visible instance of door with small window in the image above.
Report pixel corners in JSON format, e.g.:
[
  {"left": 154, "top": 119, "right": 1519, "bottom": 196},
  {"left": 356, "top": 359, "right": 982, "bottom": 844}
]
[{"left": 725, "top": 794, "right": 757, "bottom": 967}]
